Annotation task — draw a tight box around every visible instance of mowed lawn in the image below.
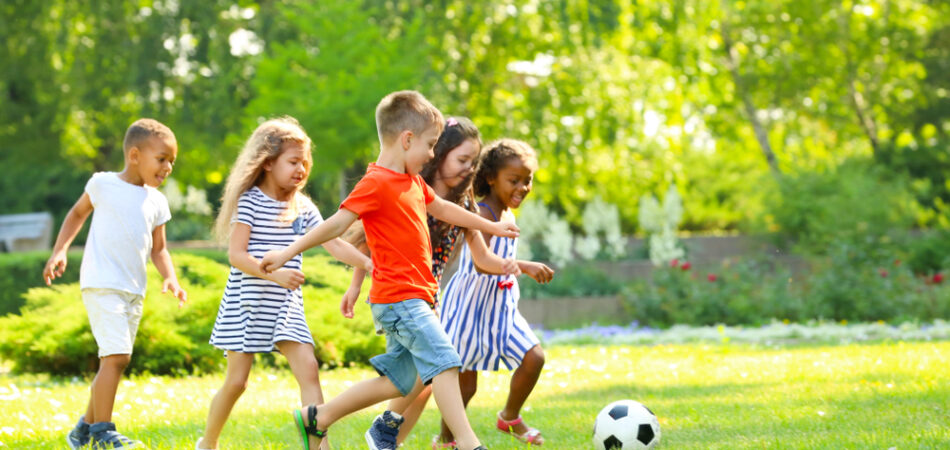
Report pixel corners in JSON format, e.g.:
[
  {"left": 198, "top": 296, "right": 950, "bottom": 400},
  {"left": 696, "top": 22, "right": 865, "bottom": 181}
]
[{"left": 3, "top": 342, "right": 949, "bottom": 449}]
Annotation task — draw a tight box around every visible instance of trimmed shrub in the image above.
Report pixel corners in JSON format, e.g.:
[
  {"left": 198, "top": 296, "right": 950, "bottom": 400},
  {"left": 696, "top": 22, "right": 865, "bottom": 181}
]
[
  {"left": 0, "top": 251, "right": 383, "bottom": 375},
  {"left": 0, "top": 251, "right": 83, "bottom": 316}
]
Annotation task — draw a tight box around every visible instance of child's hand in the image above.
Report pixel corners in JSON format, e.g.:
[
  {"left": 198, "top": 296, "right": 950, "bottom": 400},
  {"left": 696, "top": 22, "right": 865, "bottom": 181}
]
[
  {"left": 271, "top": 268, "right": 306, "bottom": 290},
  {"left": 340, "top": 285, "right": 360, "bottom": 319},
  {"left": 162, "top": 278, "right": 188, "bottom": 308},
  {"left": 260, "top": 250, "right": 289, "bottom": 273},
  {"left": 523, "top": 261, "right": 554, "bottom": 284},
  {"left": 363, "top": 259, "right": 374, "bottom": 273},
  {"left": 502, "top": 258, "right": 522, "bottom": 276},
  {"left": 43, "top": 251, "right": 68, "bottom": 286},
  {"left": 491, "top": 221, "right": 520, "bottom": 238}
]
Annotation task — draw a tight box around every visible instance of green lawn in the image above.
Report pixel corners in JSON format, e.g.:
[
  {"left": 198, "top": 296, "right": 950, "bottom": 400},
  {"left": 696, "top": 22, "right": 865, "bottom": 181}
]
[{"left": 2, "top": 342, "right": 948, "bottom": 449}]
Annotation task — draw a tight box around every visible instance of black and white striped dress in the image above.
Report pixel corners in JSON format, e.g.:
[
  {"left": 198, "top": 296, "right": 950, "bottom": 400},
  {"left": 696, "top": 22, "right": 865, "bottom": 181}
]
[
  {"left": 209, "top": 187, "right": 322, "bottom": 353},
  {"left": 440, "top": 208, "right": 540, "bottom": 371}
]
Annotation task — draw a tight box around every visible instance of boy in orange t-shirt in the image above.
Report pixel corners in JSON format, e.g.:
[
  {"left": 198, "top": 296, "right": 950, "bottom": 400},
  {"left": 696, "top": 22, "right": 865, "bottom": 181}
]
[{"left": 261, "top": 91, "right": 518, "bottom": 450}]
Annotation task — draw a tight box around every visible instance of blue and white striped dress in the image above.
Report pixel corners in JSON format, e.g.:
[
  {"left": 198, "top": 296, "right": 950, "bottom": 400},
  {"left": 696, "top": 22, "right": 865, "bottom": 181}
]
[
  {"left": 209, "top": 187, "right": 322, "bottom": 353},
  {"left": 440, "top": 209, "right": 539, "bottom": 372}
]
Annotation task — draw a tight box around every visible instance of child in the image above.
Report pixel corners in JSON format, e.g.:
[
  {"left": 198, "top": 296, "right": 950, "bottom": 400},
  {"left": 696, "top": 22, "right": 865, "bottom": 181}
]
[
  {"left": 195, "top": 117, "right": 372, "bottom": 450},
  {"left": 349, "top": 118, "right": 553, "bottom": 449},
  {"left": 260, "top": 91, "right": 518, "bottom": 450},
  {"left": 436, "top": 139, "right": 554, "bottom": 447},
  {"left": 43, "top": 118, "right": 189, "bottom": 449}
]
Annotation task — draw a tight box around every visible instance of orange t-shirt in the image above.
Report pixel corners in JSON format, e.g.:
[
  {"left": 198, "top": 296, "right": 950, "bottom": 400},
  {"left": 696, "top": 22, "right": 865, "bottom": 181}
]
[{"left": 341, "top": 163, "right": 438, "bottom": 304}]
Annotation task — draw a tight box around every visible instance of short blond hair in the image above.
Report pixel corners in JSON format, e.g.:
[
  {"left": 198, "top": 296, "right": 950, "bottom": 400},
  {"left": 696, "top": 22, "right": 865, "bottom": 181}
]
[
  {"left": 375, "top": 90, "right": 444, "bottom": 144},
  {"left": 123, "top": 118, "right": 175, "bottom": 153}
]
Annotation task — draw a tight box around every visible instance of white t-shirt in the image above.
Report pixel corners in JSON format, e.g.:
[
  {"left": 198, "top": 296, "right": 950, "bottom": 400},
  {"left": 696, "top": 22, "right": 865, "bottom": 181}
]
[{"left": 79, "top": 172, "right": 172, "bottom": 296}]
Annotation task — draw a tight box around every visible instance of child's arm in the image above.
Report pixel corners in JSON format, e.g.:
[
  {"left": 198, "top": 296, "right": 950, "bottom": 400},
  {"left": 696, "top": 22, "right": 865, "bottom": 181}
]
[
  {"left": 230, "top": 223, "right": 305, "bottom": 290},
  {"left": 150, "top": 223, "right": 188, "bottom": 307},
  {"left": 518, "top": 260, "right": 555, "bottom": 284},
  {"left": 341, "top": 267, "right": 367, "bottom": 319},
  {"left": 261, "top": 208, "right": 359, "bottom": 273},
  {"left": 464, "top": 229, "right": 520, "bottom": 276},
  {"left": 322, "top": 238, "right": 374, "bottom": 272},
  {"left": 427, "top": 196, "right": 520, "bottom": 239},
  {"left": 43, "top": 193, "right": 93, "bottom": 285}
]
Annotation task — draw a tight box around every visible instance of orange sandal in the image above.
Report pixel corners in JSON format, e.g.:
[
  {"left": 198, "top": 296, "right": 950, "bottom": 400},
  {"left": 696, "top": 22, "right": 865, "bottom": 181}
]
[{"left": 496, "top": 412, "right": 544, "bottom": 445}]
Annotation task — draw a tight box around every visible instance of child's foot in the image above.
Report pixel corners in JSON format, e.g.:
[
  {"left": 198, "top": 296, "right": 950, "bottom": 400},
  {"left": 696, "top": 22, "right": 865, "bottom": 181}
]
[
  {"left": 364, "top": 410, "right": 403, "bottom": 450},
  {"left": 496, "top": 411, "right": 543, "bottom": 445},
  {"left": 292, "top": 404, "right": 327, "bottom": 450},
  {"left": 66, "top": 416, "right": 90, "bottom": 449},
  {"left": 88, "top": 422, "right": 142, "bottom": 449},
  {"left": 195, "top": 437, "right": 216, "bottom": 449},
  {"left": 431, "top": 434, "right": 456, "bottom": 449}
]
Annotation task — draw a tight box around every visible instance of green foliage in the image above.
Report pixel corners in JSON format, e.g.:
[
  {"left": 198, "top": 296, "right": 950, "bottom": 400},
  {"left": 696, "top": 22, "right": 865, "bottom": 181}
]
[
  {"left": 901, "top": 229, "right": 950, "bottom": 275},
  {"left": 519, "top": 263, "right": 624, "bottom": 300},
  {"left": 0, "top": 251, "right": 382, "bottom": 375},
  {"left": 766, "top": 160, "right": 919, "bottom": 253},
  {"left": 0, "top": 251, "right": 82, "bottom": 316},
  {"left": 623, "top": 248, "right": 950, "bottom": 327}
]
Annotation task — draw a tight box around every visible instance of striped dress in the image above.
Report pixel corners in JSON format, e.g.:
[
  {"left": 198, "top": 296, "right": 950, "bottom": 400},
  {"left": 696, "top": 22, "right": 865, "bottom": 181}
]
[
  {"left": 209, "top": 187, "right": 322, "bottom": 353},
  {"left": 440, "top": 206, "right": 539, "bottom": 371}
]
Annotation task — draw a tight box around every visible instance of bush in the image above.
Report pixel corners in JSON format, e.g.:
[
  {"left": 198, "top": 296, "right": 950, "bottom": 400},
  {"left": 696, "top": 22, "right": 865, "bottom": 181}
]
[
  {"left": 767, "top": 160, "right": 919, "bottom": 253},
  {"left": 0, "top": 251, "right": 83, "bottom": 316},
  {"left": 0, "top": 251, "right": 383, "bottom": 375},
  {"left": 621, "top": 248, "right": 950, "bottom": 327},
  {"left": 519, "top": 263, "right": 624, "bottom": 299}
]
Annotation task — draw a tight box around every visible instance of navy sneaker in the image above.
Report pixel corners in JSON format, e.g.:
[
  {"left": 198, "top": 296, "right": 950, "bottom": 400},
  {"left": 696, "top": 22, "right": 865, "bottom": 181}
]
[
  {"left": 66, "top": 416, "right": 90, "bottom": 449},
  {"left": 89, "top": 422, "right": 142, "bottom": 449},
  {"left": 364, "top": 410, "right": 404, "bottom": 450}
]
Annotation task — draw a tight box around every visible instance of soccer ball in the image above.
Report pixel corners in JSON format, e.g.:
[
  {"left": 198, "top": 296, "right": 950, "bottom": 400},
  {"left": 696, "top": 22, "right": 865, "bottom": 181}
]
[{"left": 592, "top": 399, "right": 660, "bottom": 450}]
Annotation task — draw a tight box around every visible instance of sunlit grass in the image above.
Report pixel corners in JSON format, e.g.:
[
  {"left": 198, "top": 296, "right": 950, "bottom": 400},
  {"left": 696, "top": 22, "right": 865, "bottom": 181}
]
[{"left": 3, "top": 342, "right": 949, "bottom": 449}]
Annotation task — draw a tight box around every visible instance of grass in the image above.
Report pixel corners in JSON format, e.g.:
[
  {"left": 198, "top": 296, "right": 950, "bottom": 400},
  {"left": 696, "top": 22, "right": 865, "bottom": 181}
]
[{"left": 2, "top": 342, "right": 949, "bottom": 449}]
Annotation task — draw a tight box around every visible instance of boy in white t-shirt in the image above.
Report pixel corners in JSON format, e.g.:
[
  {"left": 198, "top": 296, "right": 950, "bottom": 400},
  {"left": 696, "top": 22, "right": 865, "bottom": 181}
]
[{"left": 43, "top": 118, "right": 188, "bottom": 450}]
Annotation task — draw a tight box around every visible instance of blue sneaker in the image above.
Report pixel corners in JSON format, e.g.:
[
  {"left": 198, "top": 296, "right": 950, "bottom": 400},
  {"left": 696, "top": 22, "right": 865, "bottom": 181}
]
[
  {"left": 89, "top": 422, "right": 142, "bottom": 449},
  {"left": 364, "top": 410, "right": 403, "bottom": 450},
  {"left": 66, "top": 416, "right": 90, "bottom": 449}
]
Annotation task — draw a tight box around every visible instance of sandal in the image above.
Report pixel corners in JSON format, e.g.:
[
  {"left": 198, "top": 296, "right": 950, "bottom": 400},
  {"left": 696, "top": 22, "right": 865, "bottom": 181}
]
[
  {"left": 292, "top": 404, "right": 327, "bottom": 450},
  {"left": 431, "top": 434, "right": 457, "bottom": 449},
  {"left": 496, "top": 412, "right": 543, "bottom": 445}
]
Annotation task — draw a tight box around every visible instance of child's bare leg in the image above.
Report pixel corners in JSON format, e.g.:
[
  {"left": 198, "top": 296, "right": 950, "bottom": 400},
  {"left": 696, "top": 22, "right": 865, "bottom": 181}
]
[
  {"left": 501, "top": 345, "right": 545, "bottom": 439},
  {"left": 431, "top": 368, "right": 480, "bottom": 450},
  {"left": 198, "top": 352, "right": 253, "bottom": 449},
  {"left": 300, "top": 376, "right": 402, "bottom": 449},
  {"left": 438, "top": 369, "right": 477, "bottom": 443},
  {"left": 278, "top": 341, "right": 329, "bottom": 450},
  {"left": 90, "top": 353, "right": 131, "bottom": 423},
  {"left": 388, "top": 377, "right": 431, "bottom": 444}
]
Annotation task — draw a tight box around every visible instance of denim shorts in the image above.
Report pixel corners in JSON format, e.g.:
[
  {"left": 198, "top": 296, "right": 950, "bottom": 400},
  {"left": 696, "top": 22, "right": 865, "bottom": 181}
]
[{"left": 369, "top": 299, "right": 462, "bottom": 396}]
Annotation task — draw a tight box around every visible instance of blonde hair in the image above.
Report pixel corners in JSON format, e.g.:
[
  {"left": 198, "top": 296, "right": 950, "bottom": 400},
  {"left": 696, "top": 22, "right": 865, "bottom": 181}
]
[
  {"left": 375, "top": 90, "right": 444, "bottom": 144},
  {"left": 214, "top": 117, "right": 312, "bottom": 241}
]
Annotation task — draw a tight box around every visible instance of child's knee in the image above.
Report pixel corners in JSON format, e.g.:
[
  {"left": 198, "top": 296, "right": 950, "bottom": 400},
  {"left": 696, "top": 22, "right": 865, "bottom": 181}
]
[
  {"left": 527, "top": 346, "right": 545, "bottom": 367},
  {"left": 101, "top": 353, "right": 131, "bottom": 369},
  {"left": 223, "top": 376, "right": 249, "bottom": 394}
]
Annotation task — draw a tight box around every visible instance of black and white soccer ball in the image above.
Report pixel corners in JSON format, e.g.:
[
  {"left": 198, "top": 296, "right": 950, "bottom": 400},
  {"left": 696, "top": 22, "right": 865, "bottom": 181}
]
[{"left": 592, "top": 399, "right": 661, "bottom": 450}]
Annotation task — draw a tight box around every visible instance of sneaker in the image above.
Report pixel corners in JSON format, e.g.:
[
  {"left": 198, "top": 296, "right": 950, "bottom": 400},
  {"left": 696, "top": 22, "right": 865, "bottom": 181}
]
[
  {"left": 66, "top": 416, "right": 90, "bottom": 449},
  {"left": 89, "top": 422, "right": 142, "bottom": 449},
  {"left": 364, "top": 410, "right": 404, "bottom": 450}
]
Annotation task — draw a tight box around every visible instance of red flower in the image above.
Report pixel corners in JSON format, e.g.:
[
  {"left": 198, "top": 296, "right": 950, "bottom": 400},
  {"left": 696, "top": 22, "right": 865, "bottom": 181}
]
[
  {"left": 681, "top": 261, "right": 692, "bottom": 271},
  {"left": 878, "top": 269, "right": 888, "bottom": 278},
  {"left": 707, "top": 273, "right": 718, "bottom": 282},
  {"left": 934, "top": 273, "right": 945, "bottom": 284},
  {"left": 670, "top": 258, "right": 679, "bottom": 268}
]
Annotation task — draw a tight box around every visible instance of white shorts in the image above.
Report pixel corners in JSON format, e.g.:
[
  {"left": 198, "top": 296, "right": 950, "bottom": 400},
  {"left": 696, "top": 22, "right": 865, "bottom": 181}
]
[{"left": 81, "top": 288, "right": 144, "bottom": 357}]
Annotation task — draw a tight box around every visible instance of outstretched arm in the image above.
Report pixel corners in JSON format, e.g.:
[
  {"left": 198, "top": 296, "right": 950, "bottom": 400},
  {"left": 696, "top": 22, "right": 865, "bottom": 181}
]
[
  {"left": 261, "top": 208, "right": 359, "bottom": 273},
  {"left": 323, "top": 238, "right": 374, "bottom": 272},
  {"left": 43, "top": 193, "right": 93, "bottom": 285},
  {"left": 151, "top": 223, "right": 187, "bottom": 307},
  {"left": 427, "top": 196, "right": 519, "bottom": 238}
]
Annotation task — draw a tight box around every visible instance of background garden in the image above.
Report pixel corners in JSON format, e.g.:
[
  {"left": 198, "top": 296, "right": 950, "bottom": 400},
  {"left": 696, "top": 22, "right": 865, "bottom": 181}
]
[{"left": 2, "top": 0, "right": 950, "bottom": 448}]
